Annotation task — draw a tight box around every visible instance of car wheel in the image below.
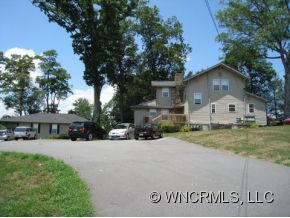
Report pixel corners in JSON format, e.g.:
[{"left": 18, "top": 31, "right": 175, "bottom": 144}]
[
  {"left": 87, "top": 133, "right": 93, "bottom": 141},
  {"left": 135, "top": 137, "right": 139, "bottom": 140},
  {"left": 71, "top": 138, "right": 76, "bottom": 141},
  {"left": 126, "top": 134, "right": 129, "bottom": 140},
  {"left": 159, "top": 133, "right": 163, "bottom": 138},
  {"left": 15, "top": 138, "right": 18, "bottom": 141},
  {"left": 4, "top": 138, "right": 8, "bottom": 141}
]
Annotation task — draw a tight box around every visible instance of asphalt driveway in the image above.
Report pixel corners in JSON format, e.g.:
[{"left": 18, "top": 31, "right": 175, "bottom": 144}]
[{"left": 0, "top": 138, "right": 290, "bottom": 216}]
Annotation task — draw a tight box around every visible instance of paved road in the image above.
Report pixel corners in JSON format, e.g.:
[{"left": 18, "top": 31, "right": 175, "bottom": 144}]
[{"left": 0, "top": 138, "right": 290, "bottom": 216}]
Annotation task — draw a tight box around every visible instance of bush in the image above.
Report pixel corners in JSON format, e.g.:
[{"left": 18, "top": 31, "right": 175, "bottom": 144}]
[
  {"left": 180, "top": 125, "right": 190, "bottom": 132},
  {"left": 0, "top": 124, "right": 6, "bottom": 130},
  {"left": 48, "top": 133, "right": 69, "bottom": 139},
  {"left": 159, "top": 121, "right": 178, "bottom": 133},
  {"left": 249, "top": 122, "right": 259, "bottom": 128}
]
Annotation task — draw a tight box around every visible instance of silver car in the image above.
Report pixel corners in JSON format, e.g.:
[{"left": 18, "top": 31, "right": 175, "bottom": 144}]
[
  {"left": 14, "top": 127, "right": 37, "bottom": 140},
  {"left": 108, "top": 123, "right": 135, "bottom": 140},
  {"left": 0, "top": 129, "right": 15, "bottom": 141}
]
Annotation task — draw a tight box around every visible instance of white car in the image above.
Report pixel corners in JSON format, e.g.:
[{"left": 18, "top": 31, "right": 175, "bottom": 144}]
[
  {"left": 108, "top": 123, "right": 135, "bottom": 140},
  {"left": 0, "top": 129, "right": 15, "bottom": 141},
  {"left": 14, "top": 127, "right": 37, "bottom": 140}
]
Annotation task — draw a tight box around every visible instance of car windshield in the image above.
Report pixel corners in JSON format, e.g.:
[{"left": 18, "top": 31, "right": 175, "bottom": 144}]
[
  {"left": 15, "top": 128, "right": 26, "bottom": 132},
  {"left": 143, "top": 124, "right": 153, "bottom": 128},
  {"left": 70, "top": 122, "right": 84, "bottom": 128},
  {"left": 0, "top": 130, "right": 7, "bottom": 135},
  {"left": 114, "top": 124, "right": 128, "bottom": 129}
]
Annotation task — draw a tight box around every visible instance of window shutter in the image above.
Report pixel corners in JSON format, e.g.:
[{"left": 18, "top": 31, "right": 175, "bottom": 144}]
[
  {"left": 49, "top": 124, "right": 52, "bottom": 134},
  {"left": 31, "top": 123, "right": 33, "bottom": 128},
  {"left": 57, "top": 124, "right": 60, "bottom": 134},
  {"left": 38, "top": 124, "right": 41, "bottom": 134}
]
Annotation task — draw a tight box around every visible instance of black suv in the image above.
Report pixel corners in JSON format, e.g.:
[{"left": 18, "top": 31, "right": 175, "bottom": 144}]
[
  {"left": 68, "top": 122, "right": 106, "bottom": 141},
  {"left": 134, "top": 123, "right": 163, "bottom": 140}
]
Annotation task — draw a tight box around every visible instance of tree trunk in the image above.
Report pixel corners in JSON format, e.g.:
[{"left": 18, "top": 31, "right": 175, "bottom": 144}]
[
  {"left": 93, "top": 84, "right": 102, "bottom": 124},
  {"left": 282, "top": 55, "right": 290, "bottom": 117},
  {"left": 119, "top": 89, "right": 124, "bottom": 123}
]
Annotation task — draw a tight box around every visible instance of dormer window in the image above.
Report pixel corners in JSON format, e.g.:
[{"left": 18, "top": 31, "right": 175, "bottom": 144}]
[{"left": 162, "top": 88, "right": 169, "bottom": 97}]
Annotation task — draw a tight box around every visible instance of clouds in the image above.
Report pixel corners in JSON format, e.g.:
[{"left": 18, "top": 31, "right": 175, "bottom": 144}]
[
  {"left": 58, "top": 85, "right": 115, "bottom": 113},
  {"left": 0, "top": 47, "right": 115, "bottom": 117}
]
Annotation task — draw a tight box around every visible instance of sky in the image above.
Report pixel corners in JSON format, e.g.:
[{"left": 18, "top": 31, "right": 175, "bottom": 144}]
[{"left": 0, "top": 0, "right": 284, "bottom": 117}]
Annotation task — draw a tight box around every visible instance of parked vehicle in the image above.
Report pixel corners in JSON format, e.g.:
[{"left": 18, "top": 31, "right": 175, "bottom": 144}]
[
  {"left": 14, "top": 127, "right": 37, "bottom": 140},
  {"left": 134, "top": 123, "right": 163, "bottom": 140},
  {"left": 108, "top": 123, "right": 135, "bottom": 140},
  {"left": 68, "top": 121, "right": 106, "bottom": 141},
  {"left": 283, "top": 117, "right": 290, "bottom": 125},
  {"left": 0, "top": 129, "right": 15, "bottom": 141}
]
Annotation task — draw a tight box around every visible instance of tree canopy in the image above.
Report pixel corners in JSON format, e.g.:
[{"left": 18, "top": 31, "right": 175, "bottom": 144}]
[{"left": 217, "top": 0, "right": 290, "bottom": 116}]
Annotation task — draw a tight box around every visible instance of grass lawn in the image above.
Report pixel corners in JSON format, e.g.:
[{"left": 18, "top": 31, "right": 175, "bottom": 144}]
[
  {"left": 0, "top": 152, "right": 94, "bottom": 216},
  {"left": 166, "top": 125, "right": 290, "bottom": 166}
]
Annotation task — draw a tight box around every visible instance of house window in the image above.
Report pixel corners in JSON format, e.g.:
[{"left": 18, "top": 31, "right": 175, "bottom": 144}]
[
  {"left": 162, "top": 88, "right": 169, "bottom": 97},
  {"left": 213, "top": 79, "right": 229, "bottom": 91},
  {"left": 211, "top": 103, "right": 216, "bottom": 114},
  {"left": 248, "top": 103, "right": 255, "bottom": 113},
  {"left": 161, "top": 109, "right": 169, "bottom": 115},
  {"left": 51, "top": 124, "right": 58, "bottom": 134},
  {"left": 149, "top": 109, "right": 157, "bottom": 116},
  {"left": 194, "top": 92, "right": 202, "bottom": 104},
  {"left": 32, "top": 123, "right": 40, "bottom": 133},
  {"left": 221, "top": 79, "right": 229, "bottom": 91},
  {"left": 228, "top": 104, "right": 236, "bottom": 113},
  {"left": 213, "top": 79, "right": 220, "bottom": 91}
]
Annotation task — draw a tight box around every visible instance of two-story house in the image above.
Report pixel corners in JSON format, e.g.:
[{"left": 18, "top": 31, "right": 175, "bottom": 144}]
[{"left": 131, "top": 63, "right": 267, "bottom": 128}]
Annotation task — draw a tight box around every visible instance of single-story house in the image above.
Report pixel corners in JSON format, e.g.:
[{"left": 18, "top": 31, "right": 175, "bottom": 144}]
[{"left": 0, "top": 113, "right": 89, "bottom": 139}]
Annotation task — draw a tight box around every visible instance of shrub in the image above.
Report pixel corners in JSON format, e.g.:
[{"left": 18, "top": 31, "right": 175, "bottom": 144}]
[
  {"left": 159, "top": 121, "right": 178, "bottom": 133},
  {"left": 249, "top": 122, "right": 259, "bottom": 128},
  {"left": 180, "top": 125, "right": 190, "bottom": 132},
  {"left": 0, "top": 124, "right": 6, "bottom": 130},
  {"left": 48, "top": 133, "right": 69, "bottom": 139}
]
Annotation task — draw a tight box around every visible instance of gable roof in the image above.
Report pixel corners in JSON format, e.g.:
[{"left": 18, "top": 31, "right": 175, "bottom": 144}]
[
  {"left": 0, "top": 113, "right": 89, "bottom": 124},
  {"left": 184, "top": 62, "right": 249, "bottom": 82},
  {"left": 245, "top": 92, "right": 268, "bottom": 102},
  {"left": 151, "top": 81, "right": 176, "bottom": 87}
]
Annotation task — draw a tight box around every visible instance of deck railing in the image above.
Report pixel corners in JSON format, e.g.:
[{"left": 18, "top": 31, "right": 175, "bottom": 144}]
[{"left": 149, "top": 114, "right": 187, "bottom": 124}]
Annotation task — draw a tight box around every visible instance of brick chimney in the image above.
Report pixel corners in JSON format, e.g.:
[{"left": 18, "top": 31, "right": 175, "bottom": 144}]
[{"left": 174, "top": 73, "right": 183, "bottom": 86}]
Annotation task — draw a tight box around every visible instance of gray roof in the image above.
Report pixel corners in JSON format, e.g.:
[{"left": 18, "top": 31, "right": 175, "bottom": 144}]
[
  {"left": 0, "top": 113, "right": 89, "bottom": 124},
  {"left": 245, "top": 92, "right": 268, "bottom": 102},
  {"left": 184, "top": 62, "right": 249, "bottom": 82},
  {"left": 151, "top": 81, "right": 176, "bottom": 87}
]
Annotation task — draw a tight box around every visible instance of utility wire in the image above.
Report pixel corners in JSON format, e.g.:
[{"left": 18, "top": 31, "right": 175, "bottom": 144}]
[{"left": 204, "top": 0, "right": 220, "bottom": 36}]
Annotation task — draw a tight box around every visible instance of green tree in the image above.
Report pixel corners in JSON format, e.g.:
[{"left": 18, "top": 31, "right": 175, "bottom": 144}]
[
  {"left": 106, "top": 19, "right": 139, "bottom": 122},
  {"left": 33, "top": 0, "right": 138, "bottom": 123},
  {"left": 72, "top": 98, "right": 92, "bottom": 120},
  {"left": 220, "top": 39, "right": 276, "bottom": 98},
  {"left": 0, "top": 54, "right": 43, "bottom": 116},
  {"left": 136, "top": 5, "right": 191, "bottom": 99},
  {"left": 36, "top": 50, "right": 72, "bottom": 113},
  {"left": 269, "top": 75, "right": 284, "bottom": 118},
  {"left": 217, "top": 0, "right": 290, "bottom": 116}
]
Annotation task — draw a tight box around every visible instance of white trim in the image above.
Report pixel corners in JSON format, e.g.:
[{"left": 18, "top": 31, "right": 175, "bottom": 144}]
[
  {"left": 248, "top": 103, "right": 255, "bottom": 113},
  {"left": 194, "top": 92, "right": 202, "bottom": 104},
  {"left": 211, "top": 103, "right": 216, "bottom": 114},
  {"left": 149, "top": 109, "right": 157, "bottom": 116},
  {"left": 228, "top": 103, "right": 236, "bottom": 113},
  {"left": 161, "top": 88, "right": 170, "bottom": 97}
]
